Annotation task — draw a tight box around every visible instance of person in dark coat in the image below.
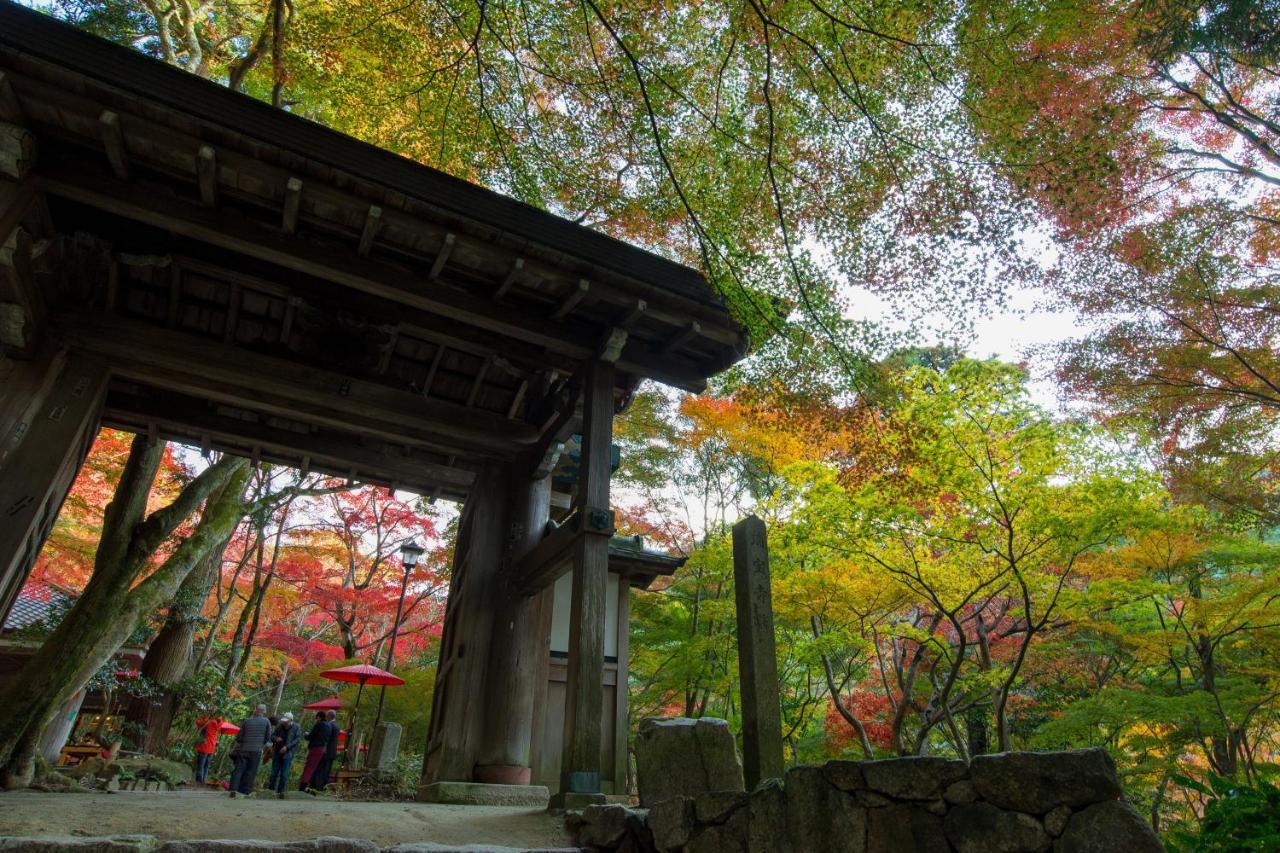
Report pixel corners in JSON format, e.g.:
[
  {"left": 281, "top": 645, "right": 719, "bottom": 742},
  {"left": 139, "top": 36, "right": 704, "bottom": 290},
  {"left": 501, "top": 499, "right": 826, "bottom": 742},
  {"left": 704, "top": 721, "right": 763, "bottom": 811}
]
[
  {"left": 266, "top": 712, "right": 302, "bottom": 797},
  {"left": 228, "top": 704, "right": 271, "bottom": 797},
  {"left": 299, "top": 712, "right": 330, "bottom": 792},
  {"left": 311, "top": 710, "right": 341, "bottom": 791}
]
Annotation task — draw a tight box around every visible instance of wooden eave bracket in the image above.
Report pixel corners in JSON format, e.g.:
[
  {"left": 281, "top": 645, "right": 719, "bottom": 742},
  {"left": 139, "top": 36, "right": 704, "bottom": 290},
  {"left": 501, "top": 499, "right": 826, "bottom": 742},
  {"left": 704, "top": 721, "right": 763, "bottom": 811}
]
[
  {"left": 99, "top": 110, "right": 129, "bottom": 181},
  {"left": 597, "top": 327, "right": 627, "bottom": 363},
  {"left": 196, "top": 145, "right": 217, "bottom": 207},
  {"left": 508, "top": 506, "right": 615, "bottom": 595}
]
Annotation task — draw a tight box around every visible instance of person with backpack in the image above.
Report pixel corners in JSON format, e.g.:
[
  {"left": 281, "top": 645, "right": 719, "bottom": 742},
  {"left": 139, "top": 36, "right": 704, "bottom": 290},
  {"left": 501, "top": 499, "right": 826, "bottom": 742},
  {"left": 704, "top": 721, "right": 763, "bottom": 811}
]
[{"left": 193, "top": 711, "right": 222, "bottom": 785}]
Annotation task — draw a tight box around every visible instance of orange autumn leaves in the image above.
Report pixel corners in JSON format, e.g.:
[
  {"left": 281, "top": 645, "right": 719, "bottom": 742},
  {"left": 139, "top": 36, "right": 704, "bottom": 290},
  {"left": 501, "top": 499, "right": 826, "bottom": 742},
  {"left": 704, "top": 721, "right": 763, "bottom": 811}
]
[{"left": 32, "top": 430, "right": 191, "bottom": 591}]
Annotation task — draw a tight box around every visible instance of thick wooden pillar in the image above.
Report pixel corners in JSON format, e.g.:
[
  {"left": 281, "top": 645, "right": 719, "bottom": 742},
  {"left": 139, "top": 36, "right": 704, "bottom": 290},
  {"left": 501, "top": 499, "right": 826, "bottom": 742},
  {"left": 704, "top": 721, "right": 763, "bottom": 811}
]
[
  {"left": 556, "top": 359, "right": 614, "bottom": 800},
  {"left": 421, "top": 461, "right": 509, "bottom": 785},
  {"left": 0, "top": 349, "right": 107, "bottom": 619},
  {"left": 474, "top": 472, "right": 550, "bottom": 784},
  {"left": 526, "top": 583, "right": 555, "bottom": 782}
]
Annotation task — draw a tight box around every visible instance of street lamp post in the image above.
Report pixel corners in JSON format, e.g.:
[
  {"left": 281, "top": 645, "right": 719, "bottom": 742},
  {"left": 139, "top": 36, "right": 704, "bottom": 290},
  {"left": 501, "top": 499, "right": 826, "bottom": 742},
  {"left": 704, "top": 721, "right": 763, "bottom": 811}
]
[{"left": 372, "top": 539, "right": 424, "bottom": 731}]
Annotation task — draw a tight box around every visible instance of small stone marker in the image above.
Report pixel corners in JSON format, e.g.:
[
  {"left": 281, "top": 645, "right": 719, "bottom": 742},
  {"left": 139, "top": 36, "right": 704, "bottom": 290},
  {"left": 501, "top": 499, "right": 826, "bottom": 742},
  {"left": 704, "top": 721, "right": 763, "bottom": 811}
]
[
  {"left": 366, "top": 721, "right": 402, "bottom": 774},
  {"left": 732, "top": 514, "right": 785, "bottom": 788}
]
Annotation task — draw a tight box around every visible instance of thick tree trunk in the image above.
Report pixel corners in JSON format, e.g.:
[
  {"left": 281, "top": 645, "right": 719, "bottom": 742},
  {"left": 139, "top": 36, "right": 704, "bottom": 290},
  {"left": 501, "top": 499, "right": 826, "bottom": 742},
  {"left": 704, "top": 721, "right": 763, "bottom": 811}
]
[
  {"left": 123, "top": 496, "right": 235, "bottom": 755},
  {"left": 0, "top": 438, "right": 250, "bottom": 788},
  {"left": 122, "top": 619, "right": 195, "bottom": 754}
]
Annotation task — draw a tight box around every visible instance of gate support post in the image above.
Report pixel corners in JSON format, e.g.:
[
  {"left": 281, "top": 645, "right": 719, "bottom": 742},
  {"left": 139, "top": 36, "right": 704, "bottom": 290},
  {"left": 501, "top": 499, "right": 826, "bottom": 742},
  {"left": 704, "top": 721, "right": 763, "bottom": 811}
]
[
  {"left": 474, "top": 472, "right": 550, "bottom": 785},
  {"left": 0, "top": 349, "right": 106, "bottom": 620},
  {"left": 550, "top": 358, "right": 614, "bottom": 809},
  {"left": 420, "top": 461, "right": 509, "bottom": 786}
]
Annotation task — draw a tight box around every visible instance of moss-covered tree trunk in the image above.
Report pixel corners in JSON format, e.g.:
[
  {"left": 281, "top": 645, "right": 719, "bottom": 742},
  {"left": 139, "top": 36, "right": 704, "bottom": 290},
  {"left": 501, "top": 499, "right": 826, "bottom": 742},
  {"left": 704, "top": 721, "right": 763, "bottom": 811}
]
[
  {"left": 121, "top": 505, "right": 235, "bottom": 756},
  {"left": 0, "top": 436, "right": 252, "bottom": 788}
]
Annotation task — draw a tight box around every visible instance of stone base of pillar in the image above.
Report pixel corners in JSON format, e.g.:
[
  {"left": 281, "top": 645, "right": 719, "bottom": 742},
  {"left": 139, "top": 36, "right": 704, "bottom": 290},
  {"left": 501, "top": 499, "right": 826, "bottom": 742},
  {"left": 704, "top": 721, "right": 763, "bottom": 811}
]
[
  {"left": 547, "top": 791, "right": 607, "bottom": 812},
  {"left": 474, "top": 763, "right": 532, "bottom": 785},
  {"left": 416, "top": 781, "right": 550, "bottom": 807}
]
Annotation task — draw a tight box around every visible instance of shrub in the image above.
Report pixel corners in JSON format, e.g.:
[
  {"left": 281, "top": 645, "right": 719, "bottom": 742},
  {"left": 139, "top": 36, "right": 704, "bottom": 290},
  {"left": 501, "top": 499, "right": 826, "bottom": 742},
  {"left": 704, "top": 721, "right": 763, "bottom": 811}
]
[{"left": 1167, "top": 774, "right": 1280, "bottom": 852}]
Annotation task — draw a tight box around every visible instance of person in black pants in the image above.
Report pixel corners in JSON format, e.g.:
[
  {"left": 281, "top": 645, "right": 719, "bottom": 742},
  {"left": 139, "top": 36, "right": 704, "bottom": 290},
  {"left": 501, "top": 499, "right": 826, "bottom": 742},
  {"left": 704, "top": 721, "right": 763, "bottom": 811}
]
[
  {"left": 228, "top": 704, "right": 271, "bottom": 797},
  {"left": 267, "top": 712, "right": 302, "bottom": 798}
]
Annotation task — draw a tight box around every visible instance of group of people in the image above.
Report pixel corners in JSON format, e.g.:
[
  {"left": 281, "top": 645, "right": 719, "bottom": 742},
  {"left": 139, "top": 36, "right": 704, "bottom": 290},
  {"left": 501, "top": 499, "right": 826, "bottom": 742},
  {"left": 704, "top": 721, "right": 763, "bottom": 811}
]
[{"left": 194, "top": 705, "right": 344, "bottom": 797}]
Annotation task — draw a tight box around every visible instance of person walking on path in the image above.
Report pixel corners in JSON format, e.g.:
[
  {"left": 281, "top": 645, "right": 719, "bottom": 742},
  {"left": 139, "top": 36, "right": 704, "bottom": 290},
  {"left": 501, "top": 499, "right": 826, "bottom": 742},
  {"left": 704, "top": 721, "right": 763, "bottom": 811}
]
[
  {"left": 267, "top": 712, "right": 302, "bottom": 798},
  {"left": 311, "top": 709, "right": 341, "bottom": 792},
  {"left": 298, "top": 711, "right": 330, "bottom": 792},
  {"left": 228, "top": 704, "right": 271, "bottom": 797},
  {"left": 193, "top": 712, "right": 221, "bottom": 785}
]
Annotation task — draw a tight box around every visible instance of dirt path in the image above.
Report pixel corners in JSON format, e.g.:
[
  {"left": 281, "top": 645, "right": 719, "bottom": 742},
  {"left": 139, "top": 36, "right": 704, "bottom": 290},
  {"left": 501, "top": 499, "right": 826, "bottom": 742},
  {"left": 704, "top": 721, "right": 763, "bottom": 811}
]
[{"left": 0, "top": 789, "right": 573, "bottom": 848}]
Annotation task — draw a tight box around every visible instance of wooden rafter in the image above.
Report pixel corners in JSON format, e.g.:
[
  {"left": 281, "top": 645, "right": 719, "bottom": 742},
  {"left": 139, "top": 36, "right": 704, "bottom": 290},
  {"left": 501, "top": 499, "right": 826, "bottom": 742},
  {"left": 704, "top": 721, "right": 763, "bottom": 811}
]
[{"left": 39, "top": 163, "right": 712, "bottom": 391}]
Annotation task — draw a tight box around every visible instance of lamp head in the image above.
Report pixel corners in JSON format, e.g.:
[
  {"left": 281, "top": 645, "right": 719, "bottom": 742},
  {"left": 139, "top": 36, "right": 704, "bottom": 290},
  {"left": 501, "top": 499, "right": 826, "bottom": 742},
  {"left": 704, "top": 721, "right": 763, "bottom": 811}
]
[{"left": 400, "top": 539, "right": 425, "bottom": 568}]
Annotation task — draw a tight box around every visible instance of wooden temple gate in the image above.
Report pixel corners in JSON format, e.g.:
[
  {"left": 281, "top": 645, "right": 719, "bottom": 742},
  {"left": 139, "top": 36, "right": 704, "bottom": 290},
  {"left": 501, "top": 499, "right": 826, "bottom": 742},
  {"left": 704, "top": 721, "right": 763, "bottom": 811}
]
[{"left": 0, "top": 4, "right": 745, "bottom": 803}]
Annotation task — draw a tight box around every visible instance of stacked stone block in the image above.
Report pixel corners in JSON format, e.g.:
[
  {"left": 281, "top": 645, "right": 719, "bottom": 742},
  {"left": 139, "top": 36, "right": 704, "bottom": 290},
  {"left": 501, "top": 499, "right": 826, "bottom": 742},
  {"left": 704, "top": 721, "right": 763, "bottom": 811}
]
[{"left": 572, "top": 741, "right": 1165, "bottom": 853}]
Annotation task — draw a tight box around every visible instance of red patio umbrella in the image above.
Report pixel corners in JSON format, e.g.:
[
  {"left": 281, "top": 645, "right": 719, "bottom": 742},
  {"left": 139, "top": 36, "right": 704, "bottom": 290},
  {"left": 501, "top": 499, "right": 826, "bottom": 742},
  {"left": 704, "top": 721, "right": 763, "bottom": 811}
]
[
  {"left": 318, "top": 664, "right": 405, "bottom": 687},
  {"left": 302, "top": 696, "right": 343, "bottom": 711},
  {"left": 319, "top": 664, "right": 404, "bottom": 766}
]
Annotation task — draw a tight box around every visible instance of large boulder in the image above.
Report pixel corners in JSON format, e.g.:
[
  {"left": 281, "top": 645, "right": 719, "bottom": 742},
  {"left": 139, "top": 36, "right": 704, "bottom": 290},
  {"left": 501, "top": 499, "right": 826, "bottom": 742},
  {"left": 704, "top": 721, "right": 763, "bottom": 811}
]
[
  {"left": 943, "top": 802, "right": 1051, "bottom": 853},
  {"left": 1054, "top": 801, "right": 1164, "bottom": 853},
  {"left": 969, "top": 750, "right": 1121, "bottom": 814},
  {"left": 635, "top": 718, "right": 745, "bottom": 807},
  {"left": 860, "top": 757, "right": 968, "bottom": 801}
]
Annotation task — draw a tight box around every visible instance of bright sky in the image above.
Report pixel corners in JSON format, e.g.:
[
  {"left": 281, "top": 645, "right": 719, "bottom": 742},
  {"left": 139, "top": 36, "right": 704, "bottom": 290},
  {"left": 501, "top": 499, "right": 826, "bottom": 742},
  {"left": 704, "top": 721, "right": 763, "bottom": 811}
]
[{"left": 843, "top": 281, "right": 1085, "bottom": 412}]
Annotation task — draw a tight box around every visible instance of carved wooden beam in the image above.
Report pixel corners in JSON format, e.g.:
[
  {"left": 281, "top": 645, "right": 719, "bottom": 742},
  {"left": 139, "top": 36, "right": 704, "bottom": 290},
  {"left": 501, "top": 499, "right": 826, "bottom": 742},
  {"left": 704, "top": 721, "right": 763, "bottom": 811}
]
[
  {"left": 103, "top": 388, "right": 476, "bottom": 493},
  {"left": 62, "top": 312, "right": 536, "bottom": 457}
]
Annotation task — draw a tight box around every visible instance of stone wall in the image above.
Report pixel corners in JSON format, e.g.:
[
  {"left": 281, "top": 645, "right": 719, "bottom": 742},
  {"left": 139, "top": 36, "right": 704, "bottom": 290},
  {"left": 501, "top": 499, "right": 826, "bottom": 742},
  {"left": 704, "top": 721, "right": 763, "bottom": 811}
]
[{"left": 571, "top": 749, "right": 1165, "bottom": 852}]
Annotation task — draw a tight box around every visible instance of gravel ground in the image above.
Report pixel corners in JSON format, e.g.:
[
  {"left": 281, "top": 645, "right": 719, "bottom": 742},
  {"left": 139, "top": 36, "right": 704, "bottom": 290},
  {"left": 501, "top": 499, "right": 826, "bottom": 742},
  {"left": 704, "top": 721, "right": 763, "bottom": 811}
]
[{"left": 0, "top": 789, "right": 571, "bottom": 848}]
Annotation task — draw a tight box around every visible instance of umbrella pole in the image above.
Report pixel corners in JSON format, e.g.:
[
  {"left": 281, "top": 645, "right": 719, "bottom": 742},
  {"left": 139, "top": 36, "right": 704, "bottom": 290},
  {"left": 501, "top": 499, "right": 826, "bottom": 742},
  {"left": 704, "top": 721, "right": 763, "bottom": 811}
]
[{"left": 348, "top": 679, "right": 366, "bottom": 769}]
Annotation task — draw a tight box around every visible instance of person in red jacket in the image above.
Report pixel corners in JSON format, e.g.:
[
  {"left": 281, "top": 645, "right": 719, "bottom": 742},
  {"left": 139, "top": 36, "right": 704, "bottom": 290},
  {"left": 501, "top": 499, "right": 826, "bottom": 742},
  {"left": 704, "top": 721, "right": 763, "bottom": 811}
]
[{"left": 194, "top": 712, "right": 222, "bottom": 785}]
